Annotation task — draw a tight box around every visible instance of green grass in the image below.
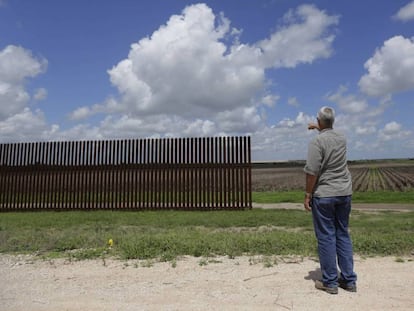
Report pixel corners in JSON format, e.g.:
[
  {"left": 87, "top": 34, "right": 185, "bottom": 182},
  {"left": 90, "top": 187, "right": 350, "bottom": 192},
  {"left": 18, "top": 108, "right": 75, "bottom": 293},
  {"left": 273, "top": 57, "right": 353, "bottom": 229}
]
[
  {"left": 252, "top": 191, "right": 304, "bottom": 203},
  {"left": 252, "top": 191, "right": 414, "bottom": 204},
  {"left": 1, "top": 208, "right": 413, "bottom": 261},
  {"left": 351, "top": 191, "right": 414, "bottom": 203}
]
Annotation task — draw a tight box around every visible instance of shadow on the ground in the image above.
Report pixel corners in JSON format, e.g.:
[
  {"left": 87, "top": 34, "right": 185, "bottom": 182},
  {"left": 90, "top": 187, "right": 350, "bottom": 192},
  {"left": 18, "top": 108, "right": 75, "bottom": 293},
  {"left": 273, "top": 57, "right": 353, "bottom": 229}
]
[{"left": 305, "top": 268, "right": 322, "bottom": 282}]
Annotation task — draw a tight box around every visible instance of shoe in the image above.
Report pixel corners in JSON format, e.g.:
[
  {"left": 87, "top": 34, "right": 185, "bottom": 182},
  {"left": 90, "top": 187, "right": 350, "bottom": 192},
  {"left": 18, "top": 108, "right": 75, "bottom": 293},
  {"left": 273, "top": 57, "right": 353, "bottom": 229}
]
[
  {"left": 315, "top": 280, "right": 338, "bottom": 294},
  {"left": 338, "top": 279, "right": 357, "bottom": 292}
]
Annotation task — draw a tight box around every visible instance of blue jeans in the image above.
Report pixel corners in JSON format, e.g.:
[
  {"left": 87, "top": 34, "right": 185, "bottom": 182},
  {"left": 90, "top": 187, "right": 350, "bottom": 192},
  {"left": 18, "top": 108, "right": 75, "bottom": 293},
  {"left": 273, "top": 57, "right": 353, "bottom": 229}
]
[{"left": 311, "top": 195, "right": 357, "bottom": 288}]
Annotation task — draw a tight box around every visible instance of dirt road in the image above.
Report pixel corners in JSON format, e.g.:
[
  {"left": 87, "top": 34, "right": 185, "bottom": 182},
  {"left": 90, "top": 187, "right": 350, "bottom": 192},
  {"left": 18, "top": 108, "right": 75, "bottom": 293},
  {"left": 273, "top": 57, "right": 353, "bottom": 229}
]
[{"left": 1, "top": 254, "right": 413, "bottom": 311}]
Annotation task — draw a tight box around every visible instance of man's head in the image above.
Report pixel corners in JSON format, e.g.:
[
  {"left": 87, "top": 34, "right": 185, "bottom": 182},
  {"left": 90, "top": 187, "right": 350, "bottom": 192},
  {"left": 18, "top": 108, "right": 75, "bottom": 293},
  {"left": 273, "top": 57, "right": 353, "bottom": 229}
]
[{"left": 317, "top": 106, "right": 335, "bottom": 129}]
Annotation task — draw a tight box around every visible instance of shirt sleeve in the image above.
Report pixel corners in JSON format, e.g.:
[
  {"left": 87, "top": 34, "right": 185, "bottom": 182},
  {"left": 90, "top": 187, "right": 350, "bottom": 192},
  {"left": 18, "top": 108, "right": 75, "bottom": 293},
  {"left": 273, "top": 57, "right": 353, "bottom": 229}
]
[{"left": 304, "top": 138, "right": 322, "bottom": 176}]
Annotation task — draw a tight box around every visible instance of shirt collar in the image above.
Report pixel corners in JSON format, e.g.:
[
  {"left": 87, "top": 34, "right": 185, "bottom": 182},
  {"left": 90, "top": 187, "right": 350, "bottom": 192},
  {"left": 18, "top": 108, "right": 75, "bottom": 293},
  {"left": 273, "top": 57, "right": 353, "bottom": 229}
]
[{"left": 319, "top": 128, "right": 333, "bottom": 134}]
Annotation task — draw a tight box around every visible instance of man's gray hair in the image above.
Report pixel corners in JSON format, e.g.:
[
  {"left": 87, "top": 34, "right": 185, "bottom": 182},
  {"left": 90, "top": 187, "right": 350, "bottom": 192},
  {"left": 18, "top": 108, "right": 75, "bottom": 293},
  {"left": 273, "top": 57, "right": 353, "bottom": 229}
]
[{"left": 317, "top": 106, "right": 335, "bottom": 126}]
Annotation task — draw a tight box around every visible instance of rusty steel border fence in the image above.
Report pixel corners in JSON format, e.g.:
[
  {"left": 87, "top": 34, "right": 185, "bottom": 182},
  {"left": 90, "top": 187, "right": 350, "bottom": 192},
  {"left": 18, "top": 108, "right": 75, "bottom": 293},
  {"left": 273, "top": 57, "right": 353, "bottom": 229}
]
[{"left": 0, "top": 136, "right": 251, "bottom": 211}]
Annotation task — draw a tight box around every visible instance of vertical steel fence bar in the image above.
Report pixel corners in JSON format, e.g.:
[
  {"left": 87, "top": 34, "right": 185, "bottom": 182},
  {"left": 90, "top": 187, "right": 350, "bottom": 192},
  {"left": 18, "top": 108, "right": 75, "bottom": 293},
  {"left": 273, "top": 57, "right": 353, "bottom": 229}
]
[
  {"left": 0, "top": 144, "right": 4, "bottom": 210},
  {"left": 173, "top": 138, "right": 177, "bottom": 209},
  {"left": 247, "top": 136, "right": 252, "bottom": 208},
  {"left": 211, "top": 137, "right": 215, "bottom": 208},
  {"left": 197, "top": 137, "right": 202, "bottom": 208},
  {"left": 12, "top": 143, "right": 19, "bottom": 209},
  {"left": 74, "top": 141, "right": 80, "bottom": 210},
  {"left": 6, "top": 144, "right": 12, "bottom": 209},
  {"left": 47, "top": 142, "right": 53, "bottom": 208},
  {"left": 126, "top": 139, "right": 131, "bottom": 209},
  {"left": 14, "top": 143, "right": 20, "bottom": 209},
  {"left": 104, "top": 140, "right": 109, "bottom": 209}
]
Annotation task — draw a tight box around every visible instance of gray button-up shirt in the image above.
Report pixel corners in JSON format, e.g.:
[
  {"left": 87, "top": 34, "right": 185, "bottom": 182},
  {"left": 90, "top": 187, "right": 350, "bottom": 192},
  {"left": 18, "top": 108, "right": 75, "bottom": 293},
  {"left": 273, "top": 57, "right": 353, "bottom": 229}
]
[{"left": 304, "top": 128, "right": 352, "bottom": 197}]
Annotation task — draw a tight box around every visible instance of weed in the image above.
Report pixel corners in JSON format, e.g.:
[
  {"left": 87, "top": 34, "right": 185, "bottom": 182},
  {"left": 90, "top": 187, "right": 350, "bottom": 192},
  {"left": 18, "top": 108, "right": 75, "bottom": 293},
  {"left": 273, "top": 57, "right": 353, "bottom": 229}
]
[
  {"left": 262, "top": 256, "right": 274, "bottom": 268},
  {"left": 141, "top": 260, "right": 154, "bottom": 268}
]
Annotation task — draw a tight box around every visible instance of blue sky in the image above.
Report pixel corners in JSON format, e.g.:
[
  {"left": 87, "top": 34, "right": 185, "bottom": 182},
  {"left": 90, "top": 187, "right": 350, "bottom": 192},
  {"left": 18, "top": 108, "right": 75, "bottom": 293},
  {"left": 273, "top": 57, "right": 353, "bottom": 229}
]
[{"left": 1, "top": 0, "right": 414, "bottom": 161}]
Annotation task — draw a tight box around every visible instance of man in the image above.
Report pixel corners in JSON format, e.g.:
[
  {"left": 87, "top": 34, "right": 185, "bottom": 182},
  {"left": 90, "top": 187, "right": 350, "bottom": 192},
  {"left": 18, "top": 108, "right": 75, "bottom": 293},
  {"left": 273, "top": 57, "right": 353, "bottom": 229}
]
[{"left": 304, "top": 106, "right": 357, "bottom": 294}]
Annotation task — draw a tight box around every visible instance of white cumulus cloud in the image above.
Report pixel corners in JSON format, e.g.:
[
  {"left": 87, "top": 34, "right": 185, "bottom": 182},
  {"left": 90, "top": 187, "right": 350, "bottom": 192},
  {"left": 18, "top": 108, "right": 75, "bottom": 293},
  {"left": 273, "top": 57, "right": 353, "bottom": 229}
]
[
  {"left": 0, "top": 45, "right": 55, "bottom": 142},
  {"left": 359, "top": 36, "right": 414, "bottom": 97},
  {"left": 70, "top": 106, "right": 91, "bottom": 120},
  {"left": 0, "top": 45, "right": 47, "bottom": 120},
  {"left": 355, "top": 126, "right": 376, "bottom": 135},
  {"left": 0, "top": 45, "right": 47, "bottom": 84},
  {"left": 378, "top": 121, "right": 411, "bottom": 142},
  {"left": 75, "top": 3, "right": 338, "bottom": 138},
  {"left": 383, "top": 121, "right": 401, "bottom": 134},
  {"left": 288, "top": 97, "right": 299, "bottom": 107},
  {"left": 105, "top": 3, "right": 264, "bottom": 120},
  {"left": 326, "top": 86, "right": 368, "bottom": 113},
  {"left": 0, "top": 108, "right": 58, "bottom": 142},
  {"left": 34, "top": 88, "right": 47, "bottom": 101},
  {"left": 258, "top": 4, "right": 339, "bottom": 68},
  {"left": 393, "top": 1, "right": 414, "bottom": 22}
]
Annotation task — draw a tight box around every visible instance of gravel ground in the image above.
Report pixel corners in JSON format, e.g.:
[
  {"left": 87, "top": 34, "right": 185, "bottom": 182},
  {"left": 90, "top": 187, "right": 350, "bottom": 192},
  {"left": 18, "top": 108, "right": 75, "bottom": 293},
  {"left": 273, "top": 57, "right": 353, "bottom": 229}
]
[{"left": 1, "top": 254, "right": 414, "bottom": 311}]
